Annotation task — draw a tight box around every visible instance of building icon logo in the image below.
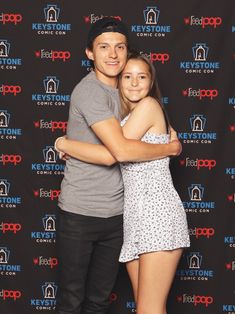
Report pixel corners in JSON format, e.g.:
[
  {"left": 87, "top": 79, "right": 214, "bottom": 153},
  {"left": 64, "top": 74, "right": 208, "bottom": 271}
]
[
  {"left": 43, "top": 76, "right": 59, "bottom": 93},
  {"left": 0, "top": 179, "right": 10, "bottom": 196},
  {"left": 0, "top": 40, "right": 10, "bottom": 57},
  {"left": 192, "top": 43, "right": 209, "bottom": 61},
  {"left": 143, "top": 7, "right": 160, "bottom": 25},
  {"left": 44, "top": 5, "right": 60, "bottom": 23},
  {"left": 188, "top": 184, "right": 204, "bottom": 201},
  {"left": 43, "top": 146, "right": 57, "bottom": 163},
  {"left": 187, "top": 252, "right": 202, "bottom": 269},
  {"left": 42, "top": 215, "right": 56, "bottom": 231},
  {"left": 0, "top": 247, "right": 10, "bottom": 264},
  {"left": 42, "top": 282, "right": 58, "bottom": 299},
  {"left": 0, "top": 110, "right": 10, "bottom": 127},
  {"left": 190, "top": 114, "right": 206, "bottom": 132}
]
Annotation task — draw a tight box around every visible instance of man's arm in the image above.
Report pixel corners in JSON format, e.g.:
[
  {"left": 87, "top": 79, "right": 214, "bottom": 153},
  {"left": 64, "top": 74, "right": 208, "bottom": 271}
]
[{"left": 91, "top": 117, "right": 181, "bottom": 162}]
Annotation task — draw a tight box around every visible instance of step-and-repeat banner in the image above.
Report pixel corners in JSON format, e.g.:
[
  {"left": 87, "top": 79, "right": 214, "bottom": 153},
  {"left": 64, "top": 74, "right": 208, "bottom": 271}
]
[{"left": 1, "top": 1, "right": 235, "bottom": 313}]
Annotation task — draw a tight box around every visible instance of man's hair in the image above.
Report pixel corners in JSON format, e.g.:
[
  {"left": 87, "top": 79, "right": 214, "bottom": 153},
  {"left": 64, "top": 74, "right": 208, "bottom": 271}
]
[{"left": 87, "top": 17, "right": 129, "bottom": 50}]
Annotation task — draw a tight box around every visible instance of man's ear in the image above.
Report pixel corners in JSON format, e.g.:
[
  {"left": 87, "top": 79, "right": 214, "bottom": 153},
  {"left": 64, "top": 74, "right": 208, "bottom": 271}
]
[{"left": 85, "top": 48, "right": 94, "bottom": 61}]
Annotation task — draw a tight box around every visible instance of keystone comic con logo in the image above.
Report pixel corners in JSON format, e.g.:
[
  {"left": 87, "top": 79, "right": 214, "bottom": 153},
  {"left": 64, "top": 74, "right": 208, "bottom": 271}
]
[
  {"left": 176, "top": 252, "right": 214, "bottom": 281},
  {"left": 0, "top": 179, "right": 22, "bottom": 209},
  {"left": 180, "top": 43, "right": 220, "bottom": 74},
  {"left": 224, "top": 236, "right": 235, "bottom": 248},
  {"left": 131, "top": 6, "right": 171, "bottom": 38},
  {"left": 0, "top": 12, "right": 22, "bottom": 25},
  {"left": 31, "top": 282, "right": 57, "bottom": 311},
  {"left": 184, "top": 16, "right": 222, "bottom": 28},
  {"left": 183, "top": 184, "right": 215, "bottom": 214},
  {"left": 0, "top": 40, "right": 22, "bottom": 70},
  {"left": 0, "top": 110, "right": 22, "bottom": 140},
  {"left": 32, "top": 4, "right": 71, "bottom": 36},
  {"left": 31, "top": 215, "right": 56, "bottom": 244},
  {"left": 31, "top": 146, "right": 65, "bottom": 175},
  {"left": 32, "top": 76, "right": 70, "bottom": 107},
  {"left": 0, "top": 247, "right": 21, "bottom": 276},
  {"left": 178, "top": 114, "right": 217, "bottom": 144}
]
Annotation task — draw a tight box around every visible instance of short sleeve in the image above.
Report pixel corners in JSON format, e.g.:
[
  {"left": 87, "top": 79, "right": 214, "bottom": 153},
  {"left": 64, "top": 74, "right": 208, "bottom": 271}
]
[{"left": 71, "top": 81, "right": 114, "bottom": 126}]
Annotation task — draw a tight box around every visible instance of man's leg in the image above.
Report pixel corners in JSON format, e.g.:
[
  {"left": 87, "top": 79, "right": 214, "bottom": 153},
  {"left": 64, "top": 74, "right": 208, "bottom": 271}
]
[
  {"left": 82, "top": 214, "right": 123, "bottom": 314},
  {"left": 56, "top": 209, "right": 95, "bottom": 314}
]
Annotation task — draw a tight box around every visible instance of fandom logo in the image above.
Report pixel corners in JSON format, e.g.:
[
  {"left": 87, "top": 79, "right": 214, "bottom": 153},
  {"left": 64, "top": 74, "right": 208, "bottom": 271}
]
[
  {"left": 189, "top": 227, "right": 215, "bottom": 239},
  {"left": 0, "top": 222, "right": 22, "bottom": 234},
  {"left": 177, "top": 294, "right": 213, "bottom": 307},
  {"left": 182, "top": 88, "right": 218, "bottom": 100},
  {"left": 180, "top": 158, "right": 216, "bottom": 170},
  {"left": 184, "top": 16, "right": 222, "bottom": 28},
  {"left": 0, "top": 154, "right": 22, "bottom": 166},
  {"left": 34, "top": 120, "right": 67, "bottom": 132},
  {"left": 83, "top": 14, "right": 121, "bottom": 24},
  {"left": 0, "top": 84, "right": 22, "bottom": 95},
  {"left": 0, "top": 13, "right": 23, "bottom": 25},
  {"left": 35, "top": 49, "right": 70, "bottom": 62},
  {"left": 33, "top": 188, "right": 60, "bottom": 200},
  {"left": 0, "top": 289, "right": 22, "bottom": 300},
  {"left": 33, "top": 256, "right": 58, "bottom": 269}
]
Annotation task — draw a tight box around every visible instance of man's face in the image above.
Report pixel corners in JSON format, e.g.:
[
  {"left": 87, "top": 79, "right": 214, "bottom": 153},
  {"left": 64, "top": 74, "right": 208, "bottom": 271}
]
[{"left": 86, "top": 32, "right": 127, "bottom": 86}]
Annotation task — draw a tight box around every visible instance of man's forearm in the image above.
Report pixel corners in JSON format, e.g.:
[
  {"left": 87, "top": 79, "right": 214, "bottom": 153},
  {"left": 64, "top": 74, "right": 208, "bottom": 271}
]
[{"left": 114, "top": 138, "right": 181, "bottom": 162}]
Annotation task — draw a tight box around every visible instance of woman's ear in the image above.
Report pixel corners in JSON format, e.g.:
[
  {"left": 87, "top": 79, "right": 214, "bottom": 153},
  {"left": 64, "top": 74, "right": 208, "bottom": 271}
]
[{"left": 85, "top": 48, "right": 94, "bottom": 61}]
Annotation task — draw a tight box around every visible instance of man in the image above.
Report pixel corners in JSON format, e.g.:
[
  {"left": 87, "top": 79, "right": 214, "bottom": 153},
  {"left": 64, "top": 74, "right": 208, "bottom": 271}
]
[{"left": 56, "top": 17, "right": 181, "bottom": 314}]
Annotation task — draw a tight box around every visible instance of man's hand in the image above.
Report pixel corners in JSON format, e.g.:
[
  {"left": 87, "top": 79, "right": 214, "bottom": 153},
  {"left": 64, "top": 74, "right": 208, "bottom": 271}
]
[{"left": 169, "top": 127, "right": 182, "bottom": 156}]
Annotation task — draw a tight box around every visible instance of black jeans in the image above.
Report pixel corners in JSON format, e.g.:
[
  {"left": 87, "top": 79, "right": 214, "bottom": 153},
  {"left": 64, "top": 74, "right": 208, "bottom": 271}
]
[{"left": 56, "top": 209, "right": 123, "bottom": 314}]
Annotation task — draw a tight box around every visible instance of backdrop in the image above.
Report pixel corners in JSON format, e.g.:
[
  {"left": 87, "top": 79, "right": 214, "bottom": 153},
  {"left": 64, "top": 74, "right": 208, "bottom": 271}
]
[{"left": 1, "top": 1, "right": 235, "bottom": 313}]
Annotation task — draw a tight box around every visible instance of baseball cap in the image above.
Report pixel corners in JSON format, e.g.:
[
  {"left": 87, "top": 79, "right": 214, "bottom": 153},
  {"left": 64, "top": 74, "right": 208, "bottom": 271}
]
[{"left": 87, "top": 17, "right": 129, "bottom": 48}]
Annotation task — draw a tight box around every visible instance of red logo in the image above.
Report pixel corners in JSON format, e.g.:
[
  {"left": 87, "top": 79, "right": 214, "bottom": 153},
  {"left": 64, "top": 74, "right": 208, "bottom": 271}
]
[
  {"left": 227, "top": 194, "right": 234, "bottom": 201},
  {"left": 195, "top": 227, "right": 215, "bottom": 239},
  {"left": 201, "top": 17, "right": 222, "bottom": 28},
  {"left": 51, "top": 121, "right": 67, "bottom": 132},
  {"left": 194, "top": 295, "right": 213, "bottom": 307},
  {"left": 229, "top": 125, "right": 235, "bottom": 132},
  {"left": 1, "top": 289, "right": 22, "bottom": 300},
  {"left": 33, "top": 256, "right": 58, "bottom": 268},
  {"left": 0, "top": 154, "right": 22, "bottom": 165},
  {"left": 150, "top": 53, "right": 170, "bottom": 64},
  {"left": 0, "top": 223, "right": 22, "bottom": 234},
  {"left": 1, "top": 85, "right": 22, "bottom": 96},
  {"left": 33, "top": 189, "right": 61, "bottom": 200},
  {"left": 109, "top": 292, "right": 117, "bottom": 303},
  {"left": 52, "top": 51, "right": 70, "bottom": 62},
  {"left": 197, "top": 159, "right": 216, "bottom": 170},
  {"left": 1, "top": 13, "right": 22, "bottom": 25},
  {"left": 199, "top": 89, "right": 218, "bottom": 100}
]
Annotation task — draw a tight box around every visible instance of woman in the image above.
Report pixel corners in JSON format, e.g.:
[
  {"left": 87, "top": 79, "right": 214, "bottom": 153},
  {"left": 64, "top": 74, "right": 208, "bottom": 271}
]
[{"left": 55, "top": 52, "right": 190, "bottom": 314}]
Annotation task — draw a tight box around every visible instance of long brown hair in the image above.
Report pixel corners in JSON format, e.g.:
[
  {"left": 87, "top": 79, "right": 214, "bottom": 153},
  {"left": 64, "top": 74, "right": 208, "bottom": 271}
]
[{"left": 119, "top": 51, "right": 170, "bottom": 132}]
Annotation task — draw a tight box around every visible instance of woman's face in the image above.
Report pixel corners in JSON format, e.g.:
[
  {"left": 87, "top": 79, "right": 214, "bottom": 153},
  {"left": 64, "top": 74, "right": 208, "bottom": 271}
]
[{"left": 120, "top": 59, "right": 152, "bottom": 104}]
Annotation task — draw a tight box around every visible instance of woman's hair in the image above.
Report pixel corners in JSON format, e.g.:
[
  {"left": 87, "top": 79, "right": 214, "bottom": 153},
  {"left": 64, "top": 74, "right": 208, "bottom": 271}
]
[{"left": 119, "top": 51, "right": 170, "bottom": 131}]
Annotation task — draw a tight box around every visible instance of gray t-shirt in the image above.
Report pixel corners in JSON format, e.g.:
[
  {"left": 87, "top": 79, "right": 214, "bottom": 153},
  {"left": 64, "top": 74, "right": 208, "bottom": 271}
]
[{"left": 58, "top": 71, "right": 124, "bottom": 217}]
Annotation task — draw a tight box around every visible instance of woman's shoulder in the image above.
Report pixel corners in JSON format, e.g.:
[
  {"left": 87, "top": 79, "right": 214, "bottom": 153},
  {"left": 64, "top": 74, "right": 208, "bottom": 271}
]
[{"left": 133, "top": 96, "right": 161, "bottom": 113}]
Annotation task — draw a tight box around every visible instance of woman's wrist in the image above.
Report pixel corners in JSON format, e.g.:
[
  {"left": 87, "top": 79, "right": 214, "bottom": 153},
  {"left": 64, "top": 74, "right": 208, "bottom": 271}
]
[{"left": 54, "top": 136, "right": 66, "bottom": 153}]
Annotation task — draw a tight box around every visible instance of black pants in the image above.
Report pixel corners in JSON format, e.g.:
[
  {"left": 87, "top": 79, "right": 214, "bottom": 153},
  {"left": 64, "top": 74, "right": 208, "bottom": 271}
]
[{"left": 56, "top": 209, "right": 123, "bottom": 314}]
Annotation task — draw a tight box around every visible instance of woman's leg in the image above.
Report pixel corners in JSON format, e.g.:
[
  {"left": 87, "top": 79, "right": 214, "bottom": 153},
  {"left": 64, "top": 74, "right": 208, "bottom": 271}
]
[
  {"left": 137, "top": 249, "right": 183, "bottom": 314},
  {"left": 126, "top": 259, "right": 139, "bottom": 302}
]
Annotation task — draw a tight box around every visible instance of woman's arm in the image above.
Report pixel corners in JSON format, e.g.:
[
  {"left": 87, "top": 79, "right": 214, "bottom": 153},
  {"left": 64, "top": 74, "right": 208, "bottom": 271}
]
[{"left": 56, "top": 96, "right": 180, "bottom": 165}]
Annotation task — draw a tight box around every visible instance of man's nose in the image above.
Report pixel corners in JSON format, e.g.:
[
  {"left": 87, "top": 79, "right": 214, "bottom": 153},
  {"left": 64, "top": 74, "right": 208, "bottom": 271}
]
[{"left": 108, "top": 47, "right": 118, "bottom": 58}]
